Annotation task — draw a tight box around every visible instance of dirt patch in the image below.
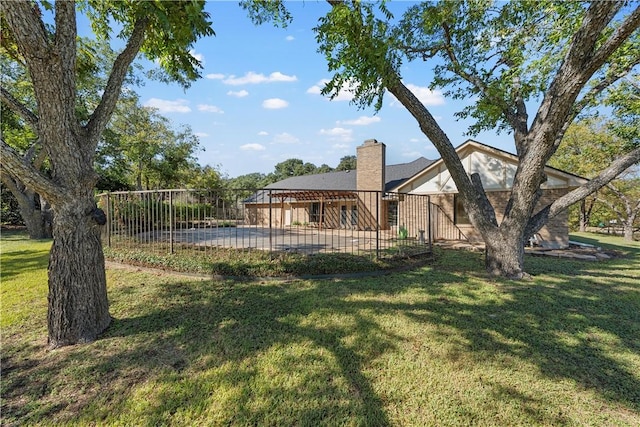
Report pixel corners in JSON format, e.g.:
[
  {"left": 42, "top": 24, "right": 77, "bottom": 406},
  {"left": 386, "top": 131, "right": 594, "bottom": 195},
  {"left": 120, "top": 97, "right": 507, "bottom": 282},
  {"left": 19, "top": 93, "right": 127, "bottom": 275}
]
[
  {"left": 526, "top": 242, "right": 624, "bottom": 261},
  {"left": 436, "top": 239, "right": 626, "bottom": 262}
]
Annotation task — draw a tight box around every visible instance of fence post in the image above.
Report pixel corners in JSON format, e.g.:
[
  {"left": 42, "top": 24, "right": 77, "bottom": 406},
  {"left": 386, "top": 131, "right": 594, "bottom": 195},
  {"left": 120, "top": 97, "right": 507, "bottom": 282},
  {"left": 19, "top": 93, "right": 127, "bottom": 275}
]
[
  {"left": 268, "top": 189, "right": 273, "bottom": 254},
  {"left": 169, "top": 190, "right": 174, "bottom": 254},
  {"left": 106, "top": 193, "right": 111, "bottom": 247},
  {"left": 375, "top": 191, "right": 380, "bottom": 259},
  {"left": 427, "top": 196, "right": 432, "bottom": 253}
]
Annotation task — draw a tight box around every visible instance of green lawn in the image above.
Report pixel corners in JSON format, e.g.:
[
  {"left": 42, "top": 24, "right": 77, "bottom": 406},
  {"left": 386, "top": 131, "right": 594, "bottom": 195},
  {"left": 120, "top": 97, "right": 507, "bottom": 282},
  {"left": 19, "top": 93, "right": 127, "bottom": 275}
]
[{"left": 2, "top": 231, "right": 639, "bottom": 426}]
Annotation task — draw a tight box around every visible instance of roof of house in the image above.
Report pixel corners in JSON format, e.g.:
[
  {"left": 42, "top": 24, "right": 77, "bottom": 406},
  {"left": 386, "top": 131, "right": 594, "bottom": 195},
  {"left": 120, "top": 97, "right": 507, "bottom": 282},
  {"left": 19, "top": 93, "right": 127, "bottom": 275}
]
[
  {"left": 245, "top": 157, "right": 433, "bottom": 203},
  {"left": 265, "top": 157, "right": 433, "bottom": 192},
  {"left": 245, "top": 139, "right": 587, "bottom": 204}
]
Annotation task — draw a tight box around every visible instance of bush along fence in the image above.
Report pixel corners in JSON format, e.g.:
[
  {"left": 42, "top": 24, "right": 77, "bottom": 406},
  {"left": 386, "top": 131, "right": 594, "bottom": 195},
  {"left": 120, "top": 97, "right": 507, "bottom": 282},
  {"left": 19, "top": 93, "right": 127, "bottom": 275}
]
[{"left": 96, "top": 188, "right": 436, "bottom": 259}]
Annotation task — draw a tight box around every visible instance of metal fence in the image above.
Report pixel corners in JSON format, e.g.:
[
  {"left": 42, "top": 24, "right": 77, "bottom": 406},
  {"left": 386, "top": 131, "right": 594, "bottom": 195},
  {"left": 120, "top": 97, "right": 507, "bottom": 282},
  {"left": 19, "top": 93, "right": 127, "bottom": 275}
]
[{"left": 97, "top": 188, "right": 435, "bottom": 259}]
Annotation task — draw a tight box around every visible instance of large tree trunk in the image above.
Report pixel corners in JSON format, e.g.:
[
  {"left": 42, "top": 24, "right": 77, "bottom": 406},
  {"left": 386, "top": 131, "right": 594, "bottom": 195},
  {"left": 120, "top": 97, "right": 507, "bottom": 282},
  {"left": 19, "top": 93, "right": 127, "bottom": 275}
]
[
  {"left": 1, "top": 175, "right": 52, "bottom": 239},
  {"left": 3, "top": 0, "right": 149, "bottom": 347},
  {"left": 22, "top": 207, "right": 47, "bottom": 239},
  {"left": 22, "top": 193, "right": 53, "bottom": 239},
  {"left": 622, "top": 214, "right": 637, "bottom": 241},
  {"left": 484, "top": 229, "right": 527, "bottom": 279},
  {"left": 47, "top": 196, "right": 110, "bottom": 348},
  {"left": 623, "top": 225, "right": 634, "bottom": 241},
  {"left": 579, "top": 199, "right": 588, "bottom": 232}
]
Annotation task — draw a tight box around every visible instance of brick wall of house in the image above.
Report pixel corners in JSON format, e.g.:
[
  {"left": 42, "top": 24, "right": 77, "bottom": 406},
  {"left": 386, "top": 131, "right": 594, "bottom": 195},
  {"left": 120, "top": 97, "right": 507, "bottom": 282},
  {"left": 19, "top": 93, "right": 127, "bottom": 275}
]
[
  {"left": 429, "top": 189, "right": 570, "bottom": 247},
  {"left": 395, "top": 194, "right": 430, "bottom": 241}
]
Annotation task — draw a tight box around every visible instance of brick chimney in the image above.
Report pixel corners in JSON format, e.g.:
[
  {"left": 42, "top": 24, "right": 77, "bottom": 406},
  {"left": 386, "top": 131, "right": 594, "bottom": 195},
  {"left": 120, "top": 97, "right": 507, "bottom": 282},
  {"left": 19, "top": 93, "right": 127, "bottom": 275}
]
[
  {"left": 356, "top": 139, "right": 386, "bottom": 231},
  {"left": 356, "top": 139, "right": 386, "bottom": 192}
]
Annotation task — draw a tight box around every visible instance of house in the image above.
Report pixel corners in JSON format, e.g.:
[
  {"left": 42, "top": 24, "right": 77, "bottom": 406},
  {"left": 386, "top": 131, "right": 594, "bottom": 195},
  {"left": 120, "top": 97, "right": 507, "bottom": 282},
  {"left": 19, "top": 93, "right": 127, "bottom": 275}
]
[{"left": 245, "top": 139, "right": 586, "bottom": 248}]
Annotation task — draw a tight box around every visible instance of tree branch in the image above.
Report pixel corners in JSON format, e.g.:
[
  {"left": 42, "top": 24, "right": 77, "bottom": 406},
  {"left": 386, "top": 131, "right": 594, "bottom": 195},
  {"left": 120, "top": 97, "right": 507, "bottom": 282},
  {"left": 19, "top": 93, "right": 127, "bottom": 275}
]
[
  {"left": 596, "top": 195, "right": 625, "bottom": 221},
  {"left": 85, "top": 17, "right": 148, "bottom": 150},
  {"left": 440, "top": 23, "right": 522, "bottom": 136},
  {"left": 23, "top": 138, "right": 48, "bottom": 170},
  {"left": 1, "top": 0, "right": 50, "bottom": 70},
  {"left": 526, "top": 146, "right": 640, "bottom": 235},
  {"left": 588, "top": 4, "right": 640, "bottom": 72},
  {"left": 0, "top": 86, "right": 39, "bottom": 129},
  {"left": 386, "top": 78, "right": 498, "bottom": 235},
  {"left": 0, "top": 170, "right": 34, "bottom": 210},
  {"left": 552, "top": 57, "right": 640, "bottom": 150},
  {"left": 529, "top": 2, "right": 627, "bottom": 144},
  {"left": 52, "top": 0, "right": 78, "bottom": 121},
  {"left": 518, "top": 2, "right": 632, "bottom": 198},
  {"left": 0, "top": 138, "right": 60, "bottom": 205}
]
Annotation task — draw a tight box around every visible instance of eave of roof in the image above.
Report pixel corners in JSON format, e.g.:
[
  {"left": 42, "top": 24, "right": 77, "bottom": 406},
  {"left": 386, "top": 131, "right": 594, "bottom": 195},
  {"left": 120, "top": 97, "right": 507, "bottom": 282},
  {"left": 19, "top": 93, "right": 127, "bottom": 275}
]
[{"left": 391, "top": 139, "right": 588, "bottom": 191}]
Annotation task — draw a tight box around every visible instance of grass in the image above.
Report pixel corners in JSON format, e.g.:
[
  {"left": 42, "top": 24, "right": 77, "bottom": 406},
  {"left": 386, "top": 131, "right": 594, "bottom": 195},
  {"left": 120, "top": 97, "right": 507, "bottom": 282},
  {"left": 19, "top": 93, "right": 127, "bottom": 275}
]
[
  {"left": 1, "top": 230, "right": 639, "bottom": 425},
  {"left": 103, "top": 242, "right": 431, "bottom": 278}
]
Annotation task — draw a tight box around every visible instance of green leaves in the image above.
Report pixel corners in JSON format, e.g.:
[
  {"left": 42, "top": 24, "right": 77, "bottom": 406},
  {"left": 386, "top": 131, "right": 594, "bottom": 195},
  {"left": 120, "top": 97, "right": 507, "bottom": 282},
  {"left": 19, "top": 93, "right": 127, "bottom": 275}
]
[
  {"left": 315, "top": 1, "right": 402, "bottom": 111},
  {"left": 240, "top": 0, "right": 292, "bottom": 28},
  {"left": 605, "top": 75, "right": 640, "bottom": 148},
  {"left": 315, "top": 1, "right": 637, "bottom": 136},
  {"left": 80, "top": 0, "right": 214, "bottom": 88}
]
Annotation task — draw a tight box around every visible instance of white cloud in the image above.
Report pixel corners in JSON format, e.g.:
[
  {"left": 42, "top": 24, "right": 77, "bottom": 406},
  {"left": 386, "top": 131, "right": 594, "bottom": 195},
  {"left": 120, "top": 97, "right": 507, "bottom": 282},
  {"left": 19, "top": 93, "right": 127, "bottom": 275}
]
[
  {"left": 194, "top": 132, "right": 209, "bottom": 138},
  {"left": 227, "top": 90, "right": 249, "bottom": 98},
  {"left": 262, "top": 98, "right": 289, "bottom": 109},
  {"left": 223, "top": 71, "right": 297, "bottom": 85},
  {"left": 258, "top": 131, "right": 269, "bottom": 136},
  {"left": 240, "top": 143, "right": 266, "bottom": 151},
  {"left": 285, "top": 35, "right": 295, "bottom": 41},
  {"left": 338, "top": 116, "right": 381, "bottom": 126},
  {"left": 390, "top": 84, "right": 445, "bottom": 107},
  {"left": 332, "top": 143, "right": 350, "bottom": 150},
  {"left": 320, "top": 127, "right": 353, "bottom": 142},
  {"left": 144, "top": 98, "right": 191, "bottom": 113},
  {"left": 205, "top": 73, "right": 225, "bottom": 80},
  {"left": 197, "top": 104, "right": 224, "bottom": 113},
  {"left": 273, "top": 132, "right": 299, "bottom": 144},
  {"left": 189, "top": 49, "right": 205, "bottom": 65},
  {"left": 306, "top": 82, "right": 324, "bottom": 95},
  {"left": 307, "top": 79, "right": 358, "bottom": 102}
]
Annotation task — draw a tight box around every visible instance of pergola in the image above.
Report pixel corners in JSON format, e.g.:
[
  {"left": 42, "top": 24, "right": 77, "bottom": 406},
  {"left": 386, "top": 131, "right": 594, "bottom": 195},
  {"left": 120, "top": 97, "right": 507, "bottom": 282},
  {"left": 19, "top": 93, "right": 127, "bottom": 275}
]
[{"left": 268, "top": 190, "right": 359, "bottom": 231}]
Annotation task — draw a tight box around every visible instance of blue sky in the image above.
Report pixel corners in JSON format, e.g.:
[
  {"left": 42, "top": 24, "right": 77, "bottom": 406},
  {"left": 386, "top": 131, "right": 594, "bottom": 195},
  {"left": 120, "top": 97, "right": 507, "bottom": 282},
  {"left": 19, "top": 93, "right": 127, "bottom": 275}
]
[{"left": 124, "top": 1, "right": 515, "bottom": 178}]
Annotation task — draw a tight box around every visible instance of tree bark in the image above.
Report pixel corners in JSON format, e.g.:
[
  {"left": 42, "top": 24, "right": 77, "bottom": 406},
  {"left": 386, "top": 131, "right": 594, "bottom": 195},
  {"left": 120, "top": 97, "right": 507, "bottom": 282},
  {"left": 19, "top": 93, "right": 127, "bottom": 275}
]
[
  {"left": 579, "top": 199, "right": 587, "bottom": 232},
  {"left": 0, "top": 173, "right": 51, "bottom": 239},
  {"left": 47, "top": 196, "right": 111, "bottom": 348},
  {"left": 623, "top": 222, "right": 635, "bottom": 241},
  {"left": 484, "top": 230, "right": 527, "bottom": 279},
  {"left": 3, "top": 0, "right": 147, "bottom": 346}
]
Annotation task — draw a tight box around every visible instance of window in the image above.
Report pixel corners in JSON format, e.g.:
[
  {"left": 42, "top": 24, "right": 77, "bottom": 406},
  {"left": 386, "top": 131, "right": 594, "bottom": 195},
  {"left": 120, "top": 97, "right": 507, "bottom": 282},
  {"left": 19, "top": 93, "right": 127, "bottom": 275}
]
[
  {"left": 387, "top": 201, "right": 398, "bottom": 227},
  {"left": 340, "top": 205, "right": 358, "bottom": 227},
  {"left": 454, "top": 194, "right": 470, "bottom": 225},
  {"left": 310, "top": 202, "right": 324, "bottom": 223}
]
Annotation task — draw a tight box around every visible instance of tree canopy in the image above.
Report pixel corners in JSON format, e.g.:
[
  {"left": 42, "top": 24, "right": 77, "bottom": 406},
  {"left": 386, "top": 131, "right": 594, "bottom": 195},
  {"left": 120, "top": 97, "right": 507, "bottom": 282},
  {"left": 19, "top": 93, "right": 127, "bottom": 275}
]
[
  {"left": 312, "top": 0, "right": 640, "bottom": 277},
  {"left": 0, "top": 0, "right": 215, "bottom": 347}
]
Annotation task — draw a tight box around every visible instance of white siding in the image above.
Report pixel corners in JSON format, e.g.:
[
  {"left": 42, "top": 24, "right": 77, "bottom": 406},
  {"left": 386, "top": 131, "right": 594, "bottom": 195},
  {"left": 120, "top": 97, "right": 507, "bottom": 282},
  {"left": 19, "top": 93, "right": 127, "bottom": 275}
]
[{"left": 396, "top": 141, "right": 582, "bottom": 195}]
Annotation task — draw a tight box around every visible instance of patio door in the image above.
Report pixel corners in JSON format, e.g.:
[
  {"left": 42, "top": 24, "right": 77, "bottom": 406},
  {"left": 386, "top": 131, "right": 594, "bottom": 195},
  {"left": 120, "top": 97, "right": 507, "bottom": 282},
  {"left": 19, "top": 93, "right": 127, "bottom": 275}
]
[{"left": 284, "top": 208, "right": 291, "bottom": 226}]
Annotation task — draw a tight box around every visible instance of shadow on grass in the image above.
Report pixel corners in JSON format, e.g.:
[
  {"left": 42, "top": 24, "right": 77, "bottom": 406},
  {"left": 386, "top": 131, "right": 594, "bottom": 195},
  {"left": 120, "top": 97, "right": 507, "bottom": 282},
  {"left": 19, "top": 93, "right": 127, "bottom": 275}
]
[
  {"left": 2, "top": 244, "right": 639, "bottom": 425},
  {"left": 0, "top": 249, "right": 50, "bottom": 281}
]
